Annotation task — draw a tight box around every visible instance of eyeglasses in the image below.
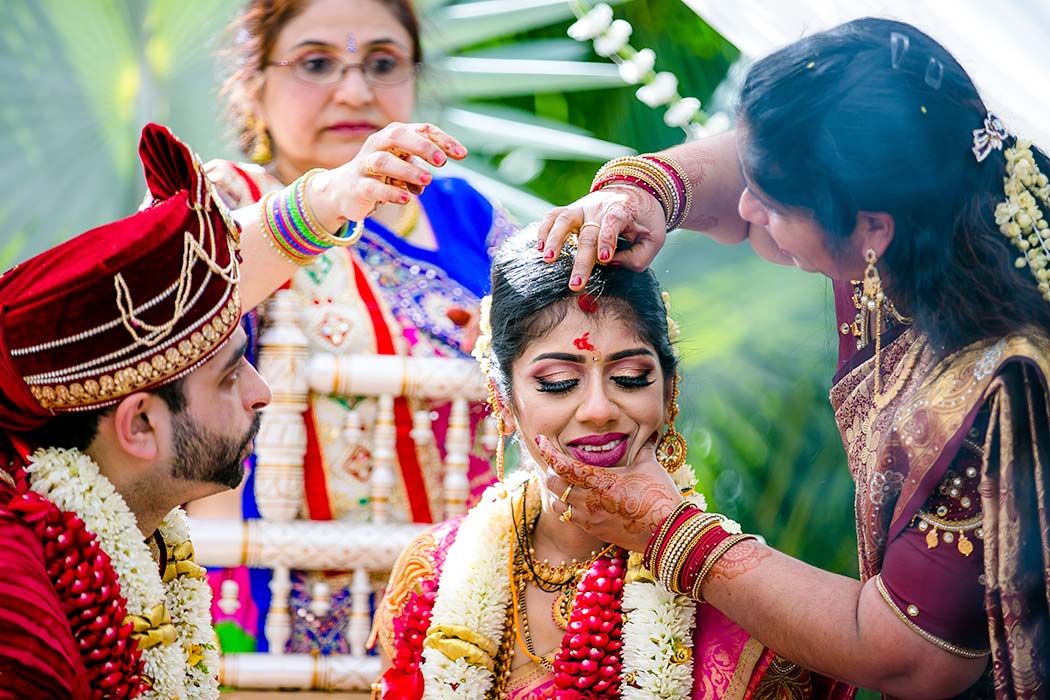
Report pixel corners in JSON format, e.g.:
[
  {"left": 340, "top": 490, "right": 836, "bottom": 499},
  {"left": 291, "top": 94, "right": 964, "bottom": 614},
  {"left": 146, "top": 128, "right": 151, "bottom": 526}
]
[{"left": 268, "top": 50, "right": 417, "bottom": 87}]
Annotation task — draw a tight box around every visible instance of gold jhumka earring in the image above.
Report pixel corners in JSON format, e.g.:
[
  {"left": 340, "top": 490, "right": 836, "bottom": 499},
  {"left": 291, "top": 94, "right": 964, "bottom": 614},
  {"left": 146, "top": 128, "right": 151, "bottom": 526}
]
[
  {"left": 656, "top": 372, "right": 687, "bottom": 473},
  {"left": 248, "top": 114, "right": 273, "bottom": 165},
  {"left": 487, "top": 380, "right": 506, "bottom": 481}
]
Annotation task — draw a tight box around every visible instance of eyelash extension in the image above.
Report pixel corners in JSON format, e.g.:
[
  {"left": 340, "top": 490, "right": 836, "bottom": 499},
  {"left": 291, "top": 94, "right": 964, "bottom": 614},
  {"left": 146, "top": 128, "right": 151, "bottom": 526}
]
[
  {"left": 536, "top": 378, "right": 578, "bottom": 393},
  {"left": 536, "top": 372, "right": 654, "bottom": 394},
  {"left": 613, "top": 373, "right": 655, "bottom": 389}
]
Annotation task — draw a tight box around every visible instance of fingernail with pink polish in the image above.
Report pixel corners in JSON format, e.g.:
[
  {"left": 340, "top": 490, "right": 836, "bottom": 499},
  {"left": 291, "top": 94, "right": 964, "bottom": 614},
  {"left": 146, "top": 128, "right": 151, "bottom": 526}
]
[
  {"left": 537, "top": 240, "right": 545, "bottom": 252},
  {"left": 570, "top": 275, "right": 583, "bottom": 288},
  {"left": 432, "top": 151, "right": 446, "bottom": 165},
  {"left": 544, "top": 250, "right": 556, "bottom": 262},
  {"left": 598, "top": 247, "right": 611, "bottom": 262}
]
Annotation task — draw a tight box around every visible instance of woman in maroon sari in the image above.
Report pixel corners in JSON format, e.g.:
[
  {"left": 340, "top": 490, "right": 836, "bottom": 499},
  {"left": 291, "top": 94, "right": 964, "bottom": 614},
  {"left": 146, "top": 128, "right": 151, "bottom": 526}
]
[{"left": 534, "top": 17, "right": 1050, "bottom": 700}]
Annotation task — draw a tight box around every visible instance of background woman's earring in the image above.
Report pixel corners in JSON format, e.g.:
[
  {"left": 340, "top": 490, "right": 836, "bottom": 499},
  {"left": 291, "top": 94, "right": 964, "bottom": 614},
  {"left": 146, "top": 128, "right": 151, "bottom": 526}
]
[
  {"left": 656, "top": 373, "right": 687, "bottom": 473},
  {"left": 250, "top": 117, "right": 272, "bottom": 165},
  {"left": 861, "top": 248, "right": 885, "bottom": 394}
]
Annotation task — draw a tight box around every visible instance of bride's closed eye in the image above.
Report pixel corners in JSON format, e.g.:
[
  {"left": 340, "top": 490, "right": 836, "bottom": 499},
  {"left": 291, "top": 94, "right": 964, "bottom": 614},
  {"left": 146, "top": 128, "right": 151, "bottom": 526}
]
[
  {"left": 536, "top": 376, "right": 578, "bottom": 393},
  {"left": 612, "top": 371, "right": 654, "bottom": 389},
  {"left": 535, "top": 370, "right": 655, "bottom": 394}
]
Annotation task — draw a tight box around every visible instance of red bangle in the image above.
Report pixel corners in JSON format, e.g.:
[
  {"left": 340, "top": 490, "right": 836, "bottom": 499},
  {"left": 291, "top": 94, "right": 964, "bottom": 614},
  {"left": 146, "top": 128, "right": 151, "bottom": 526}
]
[
  {"left": 677, "top": 525, "right": 733, "bottom": 593},
  {"left": 591, "top": 174, "right": 664, "bottom": 211}
]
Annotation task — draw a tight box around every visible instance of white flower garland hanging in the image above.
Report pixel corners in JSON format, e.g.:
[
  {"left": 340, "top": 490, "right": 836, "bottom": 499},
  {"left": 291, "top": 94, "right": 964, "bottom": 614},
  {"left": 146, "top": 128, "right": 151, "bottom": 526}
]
[
  {"left": 567, "top": 1, "right": 732, "bottom": 139},
  {"left": 25, "top": 447, "right": 219, "bottom": 700}
]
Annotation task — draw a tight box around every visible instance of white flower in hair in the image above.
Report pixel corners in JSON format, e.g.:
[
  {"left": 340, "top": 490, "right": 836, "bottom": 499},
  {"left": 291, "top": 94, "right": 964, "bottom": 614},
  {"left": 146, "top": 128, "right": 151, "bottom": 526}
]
[
  {"left": 618, "top": 48, "right": 656, "bottom": 85},
  {"left": 471, "top": 295, "right": 494, "bottom": 377},
  {"left": 664, "top": 97, "right": 701, "bottom": 128},
  {"left": 567, "top": 3, "right": 613, "bottom": 41},
  {"left": 637, "top": 72, "right": 678, "bottom": 108},
  {"left": 594, "top": 19, "right": 632, "bottom": 57}
]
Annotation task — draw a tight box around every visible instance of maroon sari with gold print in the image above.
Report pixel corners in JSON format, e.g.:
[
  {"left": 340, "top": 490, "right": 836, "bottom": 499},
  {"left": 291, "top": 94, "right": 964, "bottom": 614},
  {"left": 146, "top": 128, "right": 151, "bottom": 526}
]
[{"left": 830, "top": 282, "right": 1050, "bottom": 699}]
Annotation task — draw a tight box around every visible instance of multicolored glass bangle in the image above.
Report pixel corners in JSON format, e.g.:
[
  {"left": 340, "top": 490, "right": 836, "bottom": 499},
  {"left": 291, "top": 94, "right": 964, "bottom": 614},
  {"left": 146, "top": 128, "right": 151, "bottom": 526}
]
[{"left": 260, "top": 174, "right": 364, "bottom": 266}]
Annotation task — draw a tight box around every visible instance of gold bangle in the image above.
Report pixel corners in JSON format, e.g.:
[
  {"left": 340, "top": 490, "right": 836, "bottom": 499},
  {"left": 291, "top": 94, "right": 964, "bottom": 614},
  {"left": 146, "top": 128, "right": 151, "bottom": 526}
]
[
  {"left": 656, "top": 511, "right": 720, "bottom": 593},
  {"left": 692, "top": 534, "right": 757, "bottom": 602},
  {"left": 645, "top": 154, "right": 693, "bottom": 229},
  {"left": 665, "top": 515, "right": 723, "bottom": 592},
  {"left": 298, "top": 168, "right": 362, "bottom": 247},
  {"left": 594, "top": 158, "right": 683, "bottom": 227}
]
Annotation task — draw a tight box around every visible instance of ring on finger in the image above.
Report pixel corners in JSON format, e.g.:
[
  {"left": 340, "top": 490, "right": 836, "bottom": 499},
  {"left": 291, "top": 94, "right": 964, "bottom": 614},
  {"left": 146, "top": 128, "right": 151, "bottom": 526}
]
[
  {"left": 366, "top": 161, "right": 390, "bottom": 184},
  {"left": 559, "top": 505, "right": 573, "bottom": 523},
  {"left": 580, "top": 221, "right": 600, "bottom": 232},
  {"left": 559, "top": 485, "right": 574, "bottom": 503}
]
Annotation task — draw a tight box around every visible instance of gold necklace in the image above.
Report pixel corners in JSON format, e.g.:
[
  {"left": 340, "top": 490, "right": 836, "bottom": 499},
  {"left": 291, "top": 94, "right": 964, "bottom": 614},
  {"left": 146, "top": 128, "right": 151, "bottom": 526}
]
[{"left": 511, "top": 549, "right": 556, "bottom": 670}]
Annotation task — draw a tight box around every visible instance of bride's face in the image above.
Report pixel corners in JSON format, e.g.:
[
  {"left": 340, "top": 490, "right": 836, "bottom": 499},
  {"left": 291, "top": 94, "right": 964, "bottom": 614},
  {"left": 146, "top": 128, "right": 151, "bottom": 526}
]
[{"left": 504, "top": 305, "right": 668, "bottom": 475}]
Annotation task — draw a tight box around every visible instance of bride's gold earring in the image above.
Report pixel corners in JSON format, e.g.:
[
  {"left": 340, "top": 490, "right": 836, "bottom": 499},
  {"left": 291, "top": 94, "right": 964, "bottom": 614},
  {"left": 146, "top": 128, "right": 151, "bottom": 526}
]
[
  {"left": 487, "top": 380, "right": 506, "bottom": 481},
  {"left": 656, "top": 372, "right": 687, "bottom": 473}
]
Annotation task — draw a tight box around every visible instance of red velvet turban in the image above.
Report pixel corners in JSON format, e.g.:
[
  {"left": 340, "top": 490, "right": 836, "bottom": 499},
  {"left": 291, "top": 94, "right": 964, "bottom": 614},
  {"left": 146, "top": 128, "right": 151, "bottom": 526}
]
[{"left": 0, "top": 124, "right": 242, "bottom": 433}]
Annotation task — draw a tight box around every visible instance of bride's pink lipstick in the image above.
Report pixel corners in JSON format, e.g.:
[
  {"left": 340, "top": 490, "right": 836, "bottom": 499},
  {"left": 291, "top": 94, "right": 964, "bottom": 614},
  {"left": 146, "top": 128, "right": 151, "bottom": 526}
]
[
  {"left": 325, "top": 121, "right": 377, "bottom": 136},
  {"left": 567, "top": 433, "right": 628, "bottom": 468}
]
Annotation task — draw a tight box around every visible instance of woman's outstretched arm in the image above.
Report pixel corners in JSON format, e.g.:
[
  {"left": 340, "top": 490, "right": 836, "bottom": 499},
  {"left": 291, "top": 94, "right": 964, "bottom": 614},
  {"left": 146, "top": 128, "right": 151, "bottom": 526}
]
[{"left": 536, "top": 436, "right": 988, "bottom": 698}]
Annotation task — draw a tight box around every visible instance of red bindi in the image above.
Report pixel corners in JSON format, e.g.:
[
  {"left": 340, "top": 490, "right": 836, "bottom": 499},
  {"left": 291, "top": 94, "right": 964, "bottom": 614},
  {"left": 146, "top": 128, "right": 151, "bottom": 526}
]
[
  {"left": 577, "top": 293, "right": 599, "bottom": 314},
  {"left": 573, "top": 332, "right": 595, "bottom": 351}
]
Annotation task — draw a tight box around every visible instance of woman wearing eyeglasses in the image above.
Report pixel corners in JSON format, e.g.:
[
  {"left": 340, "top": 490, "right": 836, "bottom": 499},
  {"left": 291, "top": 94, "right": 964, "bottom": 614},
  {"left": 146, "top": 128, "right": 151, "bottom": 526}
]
[{"left": 193, "top": 0, "right": 514, "bottom": 655}]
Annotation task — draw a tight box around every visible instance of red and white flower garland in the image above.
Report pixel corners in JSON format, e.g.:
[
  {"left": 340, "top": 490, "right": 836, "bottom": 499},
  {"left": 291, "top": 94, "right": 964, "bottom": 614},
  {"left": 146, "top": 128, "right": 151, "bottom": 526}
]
[
  {"left": 395, "top": 468, "right": 699, "bottom": 700},
  {"left": 9, "top": 447, "right": 218, "bottom": 700}
]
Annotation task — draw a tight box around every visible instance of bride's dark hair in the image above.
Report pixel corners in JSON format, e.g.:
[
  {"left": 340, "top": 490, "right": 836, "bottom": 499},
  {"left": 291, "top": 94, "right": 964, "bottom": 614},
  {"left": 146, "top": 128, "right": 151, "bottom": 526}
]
[{"left": 486, "top": 227, "right": 677, "bottom": 399}]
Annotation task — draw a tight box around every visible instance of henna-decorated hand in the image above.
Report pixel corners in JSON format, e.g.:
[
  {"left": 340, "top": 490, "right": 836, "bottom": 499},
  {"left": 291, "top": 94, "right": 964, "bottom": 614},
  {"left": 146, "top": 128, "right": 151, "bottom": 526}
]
[
  {"left": 535, "top": 435, "right": 682, "bottom": 553},
  {"left": 536, "top": 186, "right": 667, "bottom": 291}
]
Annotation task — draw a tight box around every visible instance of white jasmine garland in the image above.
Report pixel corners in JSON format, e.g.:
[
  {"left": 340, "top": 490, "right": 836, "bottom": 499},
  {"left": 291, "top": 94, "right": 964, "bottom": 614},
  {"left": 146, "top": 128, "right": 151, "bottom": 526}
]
[
  {"left": 594, "top": 19, "right": 633, "bottom": 57},
  {"left": 663, "top": 97, "right": 701, "bottom": 129},
  {"left": 25, "top": 447, "right": 217, "bottom": 700},
  {"left": 636, "top": 72, "right": 679, "bottom": 108},
  {"left": 618, "top": 48, "right": 656, "bottom": 85},
  {"left": 619, "top": 464, "right": 703, "bottom": 700},
  {"left": 420, "top": 473, "right": 525, "bottom": 699},
  {"left": 568, "top": 1, "right": 729, "bottom": 137},
  {"left": 567, "top": 2, "right": 614, "bottom": 41}
]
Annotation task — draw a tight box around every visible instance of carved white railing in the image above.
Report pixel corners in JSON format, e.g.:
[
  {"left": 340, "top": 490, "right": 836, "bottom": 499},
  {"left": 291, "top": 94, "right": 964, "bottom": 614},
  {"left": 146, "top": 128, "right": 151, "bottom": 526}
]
[{"left": 189, "top": 289, "right": 493, "bottom": 691}]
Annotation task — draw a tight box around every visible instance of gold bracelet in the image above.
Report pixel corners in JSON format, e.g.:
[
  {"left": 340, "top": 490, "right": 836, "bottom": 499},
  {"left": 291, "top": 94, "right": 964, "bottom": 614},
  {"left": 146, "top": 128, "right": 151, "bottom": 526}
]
[
  {"left": 658, "top": 512, "right": 721, "bottom": 593},
  {"left": 646, "top": 154, "right": 693, "bottom": 229},
  {"left": 647, "top": 500, "right": 696, "bottom": 569},
  {"left": 692, "top": 534, "right": 757, "bottom": 602},
  {"left": 601, "top": 160, "right": 680, "bottom": 214},
  {"left": 592, "top": 157, "right": 681, "bottom": 226}
]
